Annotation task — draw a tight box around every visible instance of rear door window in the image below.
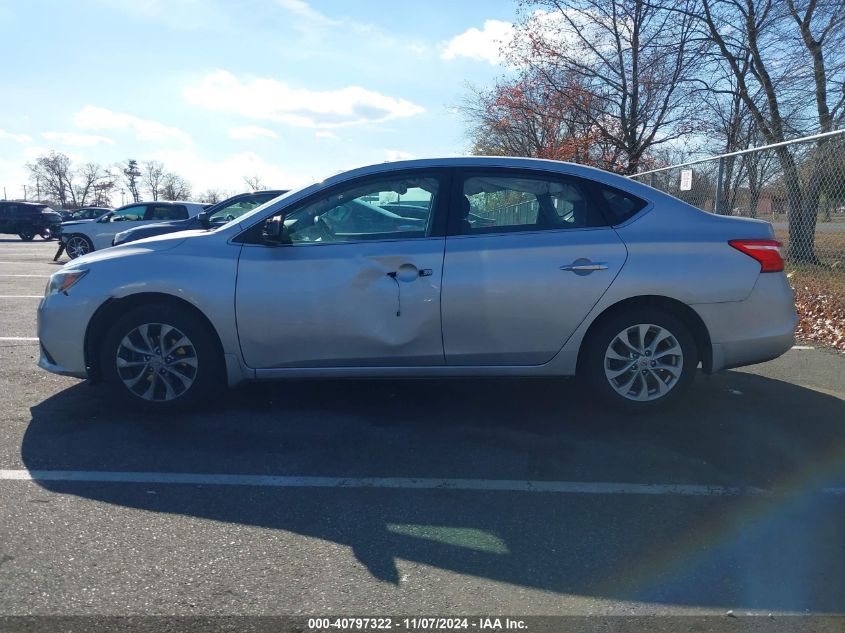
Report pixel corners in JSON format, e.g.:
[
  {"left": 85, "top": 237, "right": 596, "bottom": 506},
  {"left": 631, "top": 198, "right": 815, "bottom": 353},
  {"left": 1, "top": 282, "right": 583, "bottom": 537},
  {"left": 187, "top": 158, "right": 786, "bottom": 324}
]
[
  {"left": 147, "top": 204, "right": 188, "bottom": 220},
  {"left": 451, "top": 171, "right": 604, "bottom": 236}
]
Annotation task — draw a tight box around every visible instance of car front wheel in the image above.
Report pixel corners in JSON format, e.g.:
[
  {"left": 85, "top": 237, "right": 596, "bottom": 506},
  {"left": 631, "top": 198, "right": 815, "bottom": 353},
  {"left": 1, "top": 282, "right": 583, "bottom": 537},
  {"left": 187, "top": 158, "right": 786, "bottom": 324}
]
[
  {"left": 18, "top": 229, "right": 35, "bottom": 241},
  {"left": 65, "top": 234, "right": 94, "bottom": 259},
  {"left": 101, "top": 304, "right": 223, "bottom": 411},
  {"left": 580, "top": 307, "right": 698, "bottom": 412}
]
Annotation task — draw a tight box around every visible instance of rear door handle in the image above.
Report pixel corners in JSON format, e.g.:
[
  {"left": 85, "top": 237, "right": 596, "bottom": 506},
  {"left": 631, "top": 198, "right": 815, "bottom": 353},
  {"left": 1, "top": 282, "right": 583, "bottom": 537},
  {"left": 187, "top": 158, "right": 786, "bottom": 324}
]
[{"left": 560, "top": 259, "right": 608, "bottom": 275}]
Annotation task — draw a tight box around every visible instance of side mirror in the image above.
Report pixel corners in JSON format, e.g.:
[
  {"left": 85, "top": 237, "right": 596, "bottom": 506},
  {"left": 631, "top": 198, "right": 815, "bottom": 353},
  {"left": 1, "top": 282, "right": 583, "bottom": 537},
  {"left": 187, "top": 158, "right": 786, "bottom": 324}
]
[
  {"left": 262, "top": 215, "right": 290, "bottom": 244},
  {"left": 198, "top": 211, "right": 211, "bottom": 229}
]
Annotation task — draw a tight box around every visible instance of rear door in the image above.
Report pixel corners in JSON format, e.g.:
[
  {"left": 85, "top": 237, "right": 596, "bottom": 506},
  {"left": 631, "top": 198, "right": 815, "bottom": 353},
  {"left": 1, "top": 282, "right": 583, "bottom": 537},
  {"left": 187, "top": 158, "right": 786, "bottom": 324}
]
[{"left": 441, "top": 168, "right": 628, "bottom": 365}]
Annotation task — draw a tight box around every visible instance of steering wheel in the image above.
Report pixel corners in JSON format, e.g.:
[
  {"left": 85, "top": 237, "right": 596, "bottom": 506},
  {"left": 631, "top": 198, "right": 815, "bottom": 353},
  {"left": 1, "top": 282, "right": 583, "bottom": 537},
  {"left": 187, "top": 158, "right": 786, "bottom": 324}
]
[{"left": 316, "top": 214, "right": 334, "bottom": 236}]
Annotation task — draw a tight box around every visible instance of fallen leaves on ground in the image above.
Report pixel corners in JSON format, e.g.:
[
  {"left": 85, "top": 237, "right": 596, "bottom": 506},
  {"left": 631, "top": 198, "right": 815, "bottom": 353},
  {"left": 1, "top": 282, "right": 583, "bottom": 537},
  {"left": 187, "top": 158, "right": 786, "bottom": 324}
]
[{"left": 792, "top": 282, "right": 845, "bottom": 352}]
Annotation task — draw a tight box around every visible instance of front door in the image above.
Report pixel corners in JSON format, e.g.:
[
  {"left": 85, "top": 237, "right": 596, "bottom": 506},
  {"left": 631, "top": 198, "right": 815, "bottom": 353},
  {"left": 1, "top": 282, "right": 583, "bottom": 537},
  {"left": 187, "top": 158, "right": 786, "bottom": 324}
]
[
  {"left": 235, "top": 171, "right": 448, "bottom": 369},
  {"left": 441, "top": 169, "right": 629, "bottom": 365}
]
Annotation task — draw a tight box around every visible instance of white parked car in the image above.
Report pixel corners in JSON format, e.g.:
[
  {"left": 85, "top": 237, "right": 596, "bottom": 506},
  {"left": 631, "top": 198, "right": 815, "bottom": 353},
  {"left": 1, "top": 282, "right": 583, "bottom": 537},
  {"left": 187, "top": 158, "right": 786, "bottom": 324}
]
[{"left": 59, "top": 201, "right": 206, "bottom": 258}]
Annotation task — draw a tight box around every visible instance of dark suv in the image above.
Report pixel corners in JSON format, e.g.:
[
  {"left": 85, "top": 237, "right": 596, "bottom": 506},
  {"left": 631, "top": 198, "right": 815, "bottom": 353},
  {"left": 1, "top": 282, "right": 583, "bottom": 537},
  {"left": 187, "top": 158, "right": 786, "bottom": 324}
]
[{"left": 0, "top": 201, "right": 63, "bottom": 241}]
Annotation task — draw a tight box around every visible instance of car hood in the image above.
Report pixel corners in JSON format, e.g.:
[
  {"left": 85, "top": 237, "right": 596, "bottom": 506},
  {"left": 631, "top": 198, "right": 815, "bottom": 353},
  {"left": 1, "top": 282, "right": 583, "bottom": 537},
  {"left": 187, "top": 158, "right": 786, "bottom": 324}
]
[
  {"left": 133, "top": 218, "right": 197, "bottom": 230},
  {"left": 62, "top": 234, "right": 189, "bottom": 269},
  {"left": 61, "top": 219, "right": 96, "bottom": 228}
]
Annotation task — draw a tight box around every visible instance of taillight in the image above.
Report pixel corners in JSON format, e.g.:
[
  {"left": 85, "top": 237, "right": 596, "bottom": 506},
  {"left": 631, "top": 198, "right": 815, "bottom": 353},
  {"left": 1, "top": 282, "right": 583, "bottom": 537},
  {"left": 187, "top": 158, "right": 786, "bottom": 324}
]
[{"left": 728, "top": 239, "right": 784, "bottom": 273}]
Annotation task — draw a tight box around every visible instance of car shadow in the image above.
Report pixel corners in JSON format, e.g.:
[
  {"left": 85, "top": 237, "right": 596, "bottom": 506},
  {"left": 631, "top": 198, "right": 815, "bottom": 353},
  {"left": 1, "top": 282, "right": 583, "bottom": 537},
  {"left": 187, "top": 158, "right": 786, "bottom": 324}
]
[{"left": 20, "top": 371, "right": 845, "bottom": 611}]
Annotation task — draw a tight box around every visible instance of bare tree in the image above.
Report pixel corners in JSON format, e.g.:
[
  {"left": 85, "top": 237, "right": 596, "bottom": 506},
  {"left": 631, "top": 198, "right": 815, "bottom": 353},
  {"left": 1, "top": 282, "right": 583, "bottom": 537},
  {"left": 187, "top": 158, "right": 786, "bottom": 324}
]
[
  {"left": 122, "top": 159, "right": 142, "bottom": 203},
  {"left": 74, "top": 162, "right": 117, "bottom": 208},
  {"left": 160, "top": 173, "right": 192, "bottom": 201},
  {"left": 198, "top": 189, "right": 225, "bottom": 204},
  {"left": 243, "top": 174, "right": 266, "bottom": 191},
  {"left": 511, "top": 0, "right": 704, "bottom": 174},
  {"left": 142, "top": 160, "right": 167, "bottom": 200},
  {"left": 26, "top": 152, "right": 77, "bottom": 208},
  {"left": 697, "top": 0, "right": 845, "bottom": 262}
]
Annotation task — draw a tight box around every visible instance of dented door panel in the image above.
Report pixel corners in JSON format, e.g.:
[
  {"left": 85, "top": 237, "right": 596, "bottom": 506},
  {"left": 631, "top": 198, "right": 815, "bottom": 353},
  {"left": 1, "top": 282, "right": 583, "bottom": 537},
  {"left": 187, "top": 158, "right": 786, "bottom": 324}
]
[{"left": 235, "top": 238, "right": 446, "bottom": 368}]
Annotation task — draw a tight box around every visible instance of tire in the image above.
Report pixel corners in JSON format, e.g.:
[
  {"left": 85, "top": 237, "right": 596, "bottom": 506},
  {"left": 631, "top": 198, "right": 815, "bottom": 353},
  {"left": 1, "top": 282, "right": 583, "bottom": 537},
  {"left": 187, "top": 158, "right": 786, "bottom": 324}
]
[
  {"left": 18, "top": 229, "right": 35, "bottom": 241},
  {"left": 580, "top": 307, "right": 698, "bottom": 413},
  {"left": 39, "top": 229, "right": 54, "bottom": 240},
  {"left": 100, "top": 303, "right": 224, "bottom": 412},
  {"left": 65, "top": 234, "right": 94, "bottom": 259}
]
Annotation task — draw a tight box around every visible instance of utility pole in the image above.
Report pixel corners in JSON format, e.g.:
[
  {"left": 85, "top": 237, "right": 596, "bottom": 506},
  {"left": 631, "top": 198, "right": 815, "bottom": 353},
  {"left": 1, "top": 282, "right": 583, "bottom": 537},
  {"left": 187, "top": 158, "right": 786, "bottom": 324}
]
[
  {"left": 36, "top": 176, "right": 40, "bottom": 201},
  {"left": 23, "top": 185, "right": 27, "bottom": 200}
]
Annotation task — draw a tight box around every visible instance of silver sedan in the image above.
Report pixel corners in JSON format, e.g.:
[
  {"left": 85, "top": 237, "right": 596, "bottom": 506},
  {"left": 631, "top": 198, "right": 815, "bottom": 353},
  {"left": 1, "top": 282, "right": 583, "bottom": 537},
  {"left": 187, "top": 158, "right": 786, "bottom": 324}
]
[{"left": 37, "top": 157, "right": 797, "bottom": 411}]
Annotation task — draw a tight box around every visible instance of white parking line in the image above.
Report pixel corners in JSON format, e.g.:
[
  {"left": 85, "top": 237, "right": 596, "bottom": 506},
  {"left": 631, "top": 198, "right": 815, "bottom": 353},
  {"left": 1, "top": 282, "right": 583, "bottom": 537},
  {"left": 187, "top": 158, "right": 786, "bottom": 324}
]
[
  {"left": 0, "top": 295, "right": 42, "bottom": 299},
  {"left": 0, "top": 337, "right": 38, "bottom": 342},
  {"left": 1, "top": 469, "right": 841, "bottom": 496},
  {"left": 0, "top": 274, "right": 50, "bottom": 278}
]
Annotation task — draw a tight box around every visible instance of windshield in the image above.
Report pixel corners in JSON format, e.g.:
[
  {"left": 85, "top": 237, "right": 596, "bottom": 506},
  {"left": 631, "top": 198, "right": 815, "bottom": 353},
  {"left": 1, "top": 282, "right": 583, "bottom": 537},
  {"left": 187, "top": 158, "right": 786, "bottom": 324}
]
[{"left": 214, "top": 187, "right": 309, "bottom": 229}]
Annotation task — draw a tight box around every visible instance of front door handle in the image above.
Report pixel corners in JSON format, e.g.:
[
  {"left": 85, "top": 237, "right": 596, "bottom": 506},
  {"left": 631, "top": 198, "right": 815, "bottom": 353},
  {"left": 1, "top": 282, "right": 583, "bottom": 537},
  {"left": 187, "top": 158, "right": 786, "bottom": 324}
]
[
  {"left": 387, "top": 263, "right": 433, "bottom": 282},
  {"left": 560, "top": 259, "right": 608, "bottom": 275}
]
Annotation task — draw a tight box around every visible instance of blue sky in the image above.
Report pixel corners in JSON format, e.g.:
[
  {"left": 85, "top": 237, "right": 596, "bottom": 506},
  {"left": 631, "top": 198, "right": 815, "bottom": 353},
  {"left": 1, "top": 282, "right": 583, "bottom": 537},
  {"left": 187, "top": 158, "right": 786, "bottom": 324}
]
[{"left": 0, "top": 0, "right": 519, "bottom": 200}]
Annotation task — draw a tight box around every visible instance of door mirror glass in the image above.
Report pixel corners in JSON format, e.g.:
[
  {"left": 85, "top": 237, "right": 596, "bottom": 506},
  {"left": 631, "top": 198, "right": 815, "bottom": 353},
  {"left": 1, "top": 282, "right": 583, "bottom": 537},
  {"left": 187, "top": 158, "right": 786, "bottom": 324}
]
[{"left": 198, "top": 211, "right": 211, "bottom": 229}]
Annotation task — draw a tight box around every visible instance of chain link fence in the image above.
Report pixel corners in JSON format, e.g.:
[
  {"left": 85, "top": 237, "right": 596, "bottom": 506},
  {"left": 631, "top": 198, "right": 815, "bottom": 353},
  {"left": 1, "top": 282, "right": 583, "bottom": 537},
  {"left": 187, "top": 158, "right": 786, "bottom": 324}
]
[{"left": 632, "top": 129, "right": 845, "bottom": 349}]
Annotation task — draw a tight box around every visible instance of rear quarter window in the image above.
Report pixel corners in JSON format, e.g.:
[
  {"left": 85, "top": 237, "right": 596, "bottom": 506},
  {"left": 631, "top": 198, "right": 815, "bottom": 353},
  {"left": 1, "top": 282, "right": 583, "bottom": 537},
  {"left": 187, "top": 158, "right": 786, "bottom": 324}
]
[{"left": 597, "top": 185, "right": 647, "bottom": 225}]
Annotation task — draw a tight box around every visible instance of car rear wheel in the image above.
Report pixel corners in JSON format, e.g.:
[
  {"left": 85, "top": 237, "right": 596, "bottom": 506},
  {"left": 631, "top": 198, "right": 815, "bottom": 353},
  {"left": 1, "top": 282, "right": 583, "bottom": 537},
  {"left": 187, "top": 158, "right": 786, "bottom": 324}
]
[
  {"left": 65, "top": 234, "right": 93, "bottom": 259},
  {"left": 580, "top": 307, "right": 698, "bottom": 412},
  {"left": 101, "top": 304, "right": 223, "bottom": 411},
  {"left": 18, "top": 229, "right": 35, "bottom": 241}
]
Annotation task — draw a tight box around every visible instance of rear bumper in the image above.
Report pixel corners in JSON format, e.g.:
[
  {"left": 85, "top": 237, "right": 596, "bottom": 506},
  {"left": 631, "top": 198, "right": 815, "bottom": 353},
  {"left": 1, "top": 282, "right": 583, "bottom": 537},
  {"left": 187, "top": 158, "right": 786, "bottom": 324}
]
[{"left": 692, "top": 273, "right": 797, "bottom": 372}]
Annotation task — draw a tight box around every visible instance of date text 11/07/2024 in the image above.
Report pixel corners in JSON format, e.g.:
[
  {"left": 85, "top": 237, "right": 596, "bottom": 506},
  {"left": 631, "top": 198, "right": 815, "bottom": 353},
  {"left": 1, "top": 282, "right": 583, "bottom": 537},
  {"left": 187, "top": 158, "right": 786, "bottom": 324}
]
[{"left": 306, "top": 617, "right": 528, "bottom": 631}]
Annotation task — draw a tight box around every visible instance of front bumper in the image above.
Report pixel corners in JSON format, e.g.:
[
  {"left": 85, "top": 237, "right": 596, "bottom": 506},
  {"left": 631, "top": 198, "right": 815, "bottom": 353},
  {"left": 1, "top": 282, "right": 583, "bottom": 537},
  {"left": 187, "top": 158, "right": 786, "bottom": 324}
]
[
  {"left": 692, "top": 273, "right": 798, "bottom": 372},
  {"left": 37, "top": 292, "right": 99, "bottom": 380}
]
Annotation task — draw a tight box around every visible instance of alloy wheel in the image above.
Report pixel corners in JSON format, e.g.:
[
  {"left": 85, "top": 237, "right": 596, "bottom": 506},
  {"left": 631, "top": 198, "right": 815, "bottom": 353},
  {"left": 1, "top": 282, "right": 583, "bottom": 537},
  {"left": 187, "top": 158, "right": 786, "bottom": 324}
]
[
  {"left": 115, "top": 323, "right": 198, "bottom": 402},
  {"left": 603, "top": 323, "right": 684, "bottom": 402},
  {"left": 65, "top": 236, "right": 91, "bottom": 258}
]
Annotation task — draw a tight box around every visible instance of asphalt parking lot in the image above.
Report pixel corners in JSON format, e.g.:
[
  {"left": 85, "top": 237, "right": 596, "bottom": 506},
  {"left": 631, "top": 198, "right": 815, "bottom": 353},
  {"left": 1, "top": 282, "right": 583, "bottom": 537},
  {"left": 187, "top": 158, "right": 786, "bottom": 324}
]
[{"left": 1, "top": 238, "right": 844, "bottom": 617}]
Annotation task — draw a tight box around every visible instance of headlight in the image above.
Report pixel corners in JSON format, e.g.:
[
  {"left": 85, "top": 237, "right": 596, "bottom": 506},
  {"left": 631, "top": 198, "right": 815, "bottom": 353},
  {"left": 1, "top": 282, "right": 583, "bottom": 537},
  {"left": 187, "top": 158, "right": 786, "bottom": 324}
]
[{"left": 45, "top": 269, "right": 88, "bottom": 297}]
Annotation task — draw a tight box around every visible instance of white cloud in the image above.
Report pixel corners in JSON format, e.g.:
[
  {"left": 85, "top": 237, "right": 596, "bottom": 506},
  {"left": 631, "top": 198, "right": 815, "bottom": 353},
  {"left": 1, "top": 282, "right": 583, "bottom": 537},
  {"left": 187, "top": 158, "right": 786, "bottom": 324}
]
[
  {"left": 74, "top": 105, "right": 192, "bottom": 144},
  {"left": 385, "top": 150, "right": 414, "bottom": 162},
  {"left": 441, "top": 20, "right": 514, "bottom": 65},
  {"left": 228, "top": 126, "right": 279, "bottom": 140},
  {"left": 183, "top": 70, "right": 424, "bottom": 128},
  {"left": 0, "top": 129, "right": 32, "bottom": 143},
  {"left": 315, "top": 130, "right": 339, "bottom": 141},
  {"left": 275, "top": 0, "right": 381, "bottom": 36},
  {"left": 42, "top": 131, "right": 115, "bottom": 146},
  {"left": 409, "top": 44, "right": 426, "bottom": 56},
  {"left": 275, "top": 0, "right": 337, "bottom": 25}
]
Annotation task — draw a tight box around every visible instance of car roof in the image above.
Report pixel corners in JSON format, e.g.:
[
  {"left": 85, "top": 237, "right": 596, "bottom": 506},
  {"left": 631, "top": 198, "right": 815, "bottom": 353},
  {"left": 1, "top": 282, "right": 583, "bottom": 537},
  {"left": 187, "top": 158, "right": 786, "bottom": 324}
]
[
  {"left": 119, "top": 200, "right": 202, "bottom": 208},
  {"left": 1, "top": 200, "right": 50, "bottom": 207},
  {"left": 314, "top": 156, "right": 659, "bottom": 201}
]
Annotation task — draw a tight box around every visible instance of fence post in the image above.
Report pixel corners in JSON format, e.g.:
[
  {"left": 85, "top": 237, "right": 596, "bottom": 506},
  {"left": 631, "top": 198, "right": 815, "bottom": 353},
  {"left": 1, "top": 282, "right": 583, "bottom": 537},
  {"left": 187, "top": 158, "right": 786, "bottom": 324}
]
[{"left": 714, "top": 157, "right": 725, "bottom": 214}]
